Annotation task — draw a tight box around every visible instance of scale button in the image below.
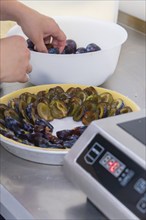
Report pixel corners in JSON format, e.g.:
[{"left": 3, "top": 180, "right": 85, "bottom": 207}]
[
  {"left": 94, "top": 145, "right": 104, "bottom": 153},
  {"left": 136, "top": 197, "right": 146, "bottom": 214},
  {"left": 84, "top": 155, "right": 94, "bottom": 165},
  {"left": 121, "top": 173, "right": 126, "bottom": 178},
  {"left": 84, "top": 143, "right": 104, "bottom": 165},
  {"left": 134, "top": 178, "right": 146, "bottom": 194},
  {"left": 115, "top": 169, "right": 122, "bottom": 176},
  {"left": 118, "top": 177, "right": 122, "bottom": 182},
  {"left": 120, "top": 170, "right": 135, "bottom": 186},
  {"left": 125, "top": 168, "right": 129, "bottom": 173}
]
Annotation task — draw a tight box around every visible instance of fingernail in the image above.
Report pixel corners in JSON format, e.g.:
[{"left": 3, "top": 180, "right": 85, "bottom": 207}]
[{"left": 26, "top": 74, "right": 30, "bottom": 81}]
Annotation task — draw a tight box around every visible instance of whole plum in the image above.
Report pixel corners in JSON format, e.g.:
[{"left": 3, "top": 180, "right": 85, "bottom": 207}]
[
  {"left": 86, "top": 43, "right": 101, "bottom": 52},
  {"left": 27, "top": 39, "right": 35, "bottom": 51},
  {"left": 76, "top": 47, "right": 87, "bottom": 54},
  {"left": 62, "top": 39, "right": 77, "bottom": 54},
  {"left": 48, "top": 48, "right": 59, "bottom": 54}
]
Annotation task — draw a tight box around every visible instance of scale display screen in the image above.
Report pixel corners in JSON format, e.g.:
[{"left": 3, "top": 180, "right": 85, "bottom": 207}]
[{"left": 99, "top": 152, "right": 126, "bottom": 177}]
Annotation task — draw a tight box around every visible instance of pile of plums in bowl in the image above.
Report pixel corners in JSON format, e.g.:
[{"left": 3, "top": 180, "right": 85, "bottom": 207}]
[
  {"left": 7, "top": 16, "right": 128, "bottom": 86},
  {"left": 27, "top": 38, "right": 101, "bottom": 54}
]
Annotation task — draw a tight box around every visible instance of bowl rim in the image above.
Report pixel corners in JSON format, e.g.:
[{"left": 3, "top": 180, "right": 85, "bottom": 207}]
[{"left": 7, "top": 16, "right": 128, "bottom": 55}]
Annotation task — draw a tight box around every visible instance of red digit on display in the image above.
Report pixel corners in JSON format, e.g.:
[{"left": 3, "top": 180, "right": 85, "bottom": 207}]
[{"left": 109, "top": 162, "right": 119, "bottom": 173}]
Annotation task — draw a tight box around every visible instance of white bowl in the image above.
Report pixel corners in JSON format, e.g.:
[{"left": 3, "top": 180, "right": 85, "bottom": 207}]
[{"left": 7, "top": 16, "right": 128, "bottom": 86}]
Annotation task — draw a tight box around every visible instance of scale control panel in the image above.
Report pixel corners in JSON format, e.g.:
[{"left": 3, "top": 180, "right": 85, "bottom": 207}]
[{"left": 77, "top": 134, "right": 146, "bottom": 220}]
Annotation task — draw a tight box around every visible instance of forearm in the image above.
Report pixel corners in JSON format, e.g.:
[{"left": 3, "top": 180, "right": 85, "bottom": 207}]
[
  {"left": 0, "top": 0, "right": 66, "bottom": 53},
  {"left": 0, "top": 0, "right": 38, "bottom": 24}
]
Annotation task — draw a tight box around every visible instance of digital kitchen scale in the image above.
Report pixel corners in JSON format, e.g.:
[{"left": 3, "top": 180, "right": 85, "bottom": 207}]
[{"left": 64, "top": 109, "right": 146, "bottom": 220}]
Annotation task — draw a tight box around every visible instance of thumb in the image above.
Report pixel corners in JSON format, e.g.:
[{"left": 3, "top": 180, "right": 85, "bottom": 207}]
[{"left": 35, "top": 38, "right": 48, "bottom": 53}]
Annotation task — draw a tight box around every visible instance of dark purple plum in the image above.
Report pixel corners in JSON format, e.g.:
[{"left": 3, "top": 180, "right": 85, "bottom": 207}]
[
  {"left": 48, "top": 48, "right": 59, "bottom": 54},
  {"left": 86, "top": 43, "right": 101, "bottom": 52},
  {"left": 5, "top": 117, "right": 22, "bottom": 131},
  {"left": 63, "top": 139, "right": 77, "bottom": 148},
  {"left": 76, "top": 47, "right": 87, "bottom": 54},
  {"left": 33, "top": 136, "right": 64, "bottom": 149},
  {"left": 27, "top": 39, "right": 34, "bottom": 50},
  {"left": 33, "top": 125, "right": 45, "bottom": 133},
  {"left": 44, "top": 131, "right": 63, "bottom": 145},
  {"left": 26, "top": 103, "right": 33, "bottom": 121},
  {"left": 0, "top": 129, "right": 15, "bottom": 139},
  {"left": 15, "top": 129, "right": 29, "bottom": 140},
  {"left": 72, "top": 126, "right": 87, "bottom": 135},
  {"left": 56, "top": 129, "right": 72, "bottom": 140},
  {"left": 35, "top": 118, "right": 54, "bottom": 132},
  {"left": 62, "top": 39, "right": 77, "bottom": 54},
  {"left": 22, "top": 119, "right": 34, "bottom": 132}
]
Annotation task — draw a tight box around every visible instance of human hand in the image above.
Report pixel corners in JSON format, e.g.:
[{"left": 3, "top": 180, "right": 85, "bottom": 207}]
[
  {"left": 0, "top": 0, "right": 66, "bottom": 53},
  {"left": 18, "top": 9, "right": 66, "bottom": 53},
  {"left": 0, "top": 36, "right": 32, "bottom": 83}
]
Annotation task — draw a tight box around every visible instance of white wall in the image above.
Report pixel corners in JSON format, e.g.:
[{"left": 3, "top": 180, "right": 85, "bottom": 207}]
[
  {"left": 119, "top": 0, "right": 146, "bottom": 21},
  {"left": 20, "top": 1, "right": 119, "bottom": 22},
  {"left": 20, "top": 0, "right": 146, "bottom": 22}
]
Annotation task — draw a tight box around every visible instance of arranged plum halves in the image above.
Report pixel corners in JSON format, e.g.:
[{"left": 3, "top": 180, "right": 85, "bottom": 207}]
[{"left": 0, "top": 86, "right": 132, "bottom": 149}]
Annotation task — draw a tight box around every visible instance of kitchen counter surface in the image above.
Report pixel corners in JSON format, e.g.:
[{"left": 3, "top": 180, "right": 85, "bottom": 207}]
[{"left": 0, "top": 24, "right": 145, "bottom": 219}]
